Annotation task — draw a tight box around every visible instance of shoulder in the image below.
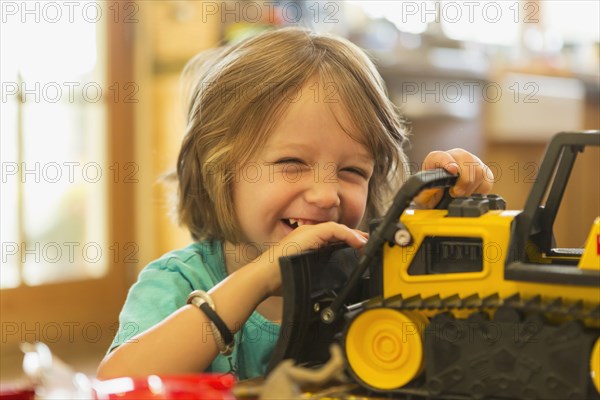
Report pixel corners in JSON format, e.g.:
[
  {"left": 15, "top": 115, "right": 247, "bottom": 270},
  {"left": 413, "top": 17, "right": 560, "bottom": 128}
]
[
  {"left": 116, "top": 241, "right": 226, "bottom": 326},
  {"left": 148, "top": 240, "right": 221, "bottom": 270},
  {"left": 138, "top": 240, "right": 227, "bottom": 290}
]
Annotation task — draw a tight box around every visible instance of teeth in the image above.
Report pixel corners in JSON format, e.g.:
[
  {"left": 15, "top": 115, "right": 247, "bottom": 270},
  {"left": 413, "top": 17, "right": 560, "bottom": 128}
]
[
  {"left": 286, "top": 218, "right": 316, "bottom": 227},
  {"left": 285, "top": 218, "right": 309, "bottom": 228}
]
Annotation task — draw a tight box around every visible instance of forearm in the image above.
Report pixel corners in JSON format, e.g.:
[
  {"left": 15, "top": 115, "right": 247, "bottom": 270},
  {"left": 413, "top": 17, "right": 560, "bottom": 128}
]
[{"left": 97, "top": 260, "right": 271, "bottom": 379}]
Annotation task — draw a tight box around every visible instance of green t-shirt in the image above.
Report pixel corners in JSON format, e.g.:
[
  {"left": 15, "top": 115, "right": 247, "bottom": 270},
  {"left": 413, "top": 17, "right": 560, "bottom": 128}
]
[{"left": 109, "top": 240, "right": 280, "bottom": 380}]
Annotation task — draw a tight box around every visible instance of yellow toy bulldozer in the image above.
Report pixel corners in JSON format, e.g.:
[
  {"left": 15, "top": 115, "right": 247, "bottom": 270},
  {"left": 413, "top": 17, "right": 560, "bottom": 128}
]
[{"left": 269, "top": 131, "right": 600, "bottom": 399}]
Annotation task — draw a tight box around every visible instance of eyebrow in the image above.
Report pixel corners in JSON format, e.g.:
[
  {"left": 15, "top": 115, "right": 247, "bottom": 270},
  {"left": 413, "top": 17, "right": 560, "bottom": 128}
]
[
  {"left": 266, "top": 142, "right": 374, "bottom": 164},
  {"left": 265, "top": 142, "right": 312, "bottom": 151}
]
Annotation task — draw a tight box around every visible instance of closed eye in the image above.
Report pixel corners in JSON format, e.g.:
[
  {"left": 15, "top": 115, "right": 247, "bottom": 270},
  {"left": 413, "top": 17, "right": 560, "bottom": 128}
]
[
  {"left": 341, "top": 167, "right": 369, "bottom": 179},
  {"left": 274, "top": 157, "right": 306, "bottom": 165}
]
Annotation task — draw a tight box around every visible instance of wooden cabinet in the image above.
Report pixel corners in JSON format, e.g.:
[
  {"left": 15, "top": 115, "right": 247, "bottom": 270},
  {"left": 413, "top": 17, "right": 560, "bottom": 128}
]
[
  {"left": 148, "top": 1, "right": 222, "bottom": 64},
  {"left": 134, "top": 2, "right": 220, "bottom": 268},
  {"left": 484, "top": 71, "right": 599, "bottom": 248}
]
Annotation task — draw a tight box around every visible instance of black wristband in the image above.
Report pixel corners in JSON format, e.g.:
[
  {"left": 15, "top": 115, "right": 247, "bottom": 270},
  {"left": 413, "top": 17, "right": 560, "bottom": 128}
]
[{"left": 198, "top": 301, "right": 235, "bottom": 349}]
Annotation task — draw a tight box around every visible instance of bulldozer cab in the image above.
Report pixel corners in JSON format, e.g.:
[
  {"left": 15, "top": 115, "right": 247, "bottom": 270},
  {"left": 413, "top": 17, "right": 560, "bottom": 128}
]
[{"left": 506, "top": 131, "right": 600, "bottom": 285}]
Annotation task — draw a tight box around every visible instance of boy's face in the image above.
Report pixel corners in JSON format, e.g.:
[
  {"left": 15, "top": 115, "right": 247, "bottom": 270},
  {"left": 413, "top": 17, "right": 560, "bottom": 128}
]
[{"left": 232, "top": 81, "right": 374, "bottom": 252}]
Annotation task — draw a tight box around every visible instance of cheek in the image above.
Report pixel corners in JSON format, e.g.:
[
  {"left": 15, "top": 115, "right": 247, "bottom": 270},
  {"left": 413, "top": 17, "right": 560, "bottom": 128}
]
[
  {"left": 232, "top": 177, "right": 263, "bottom": 225},
  {"left": 233, "top": 172, "right": 291, "bottom": 229},
  {"left": 343, "top": 184, "right": 370, "bottom": 228}
]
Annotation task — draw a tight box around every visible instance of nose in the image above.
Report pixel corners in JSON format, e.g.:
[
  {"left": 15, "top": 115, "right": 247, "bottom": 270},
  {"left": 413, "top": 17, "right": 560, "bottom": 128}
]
[{"left": 304, "top": 179, "right": 341, "bottom": 210}]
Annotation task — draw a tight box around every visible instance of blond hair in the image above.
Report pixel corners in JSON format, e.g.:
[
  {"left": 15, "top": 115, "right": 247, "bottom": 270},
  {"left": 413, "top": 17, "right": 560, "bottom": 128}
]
[{"left": 175, "top": 27, "right": 408, "bottom": 242}]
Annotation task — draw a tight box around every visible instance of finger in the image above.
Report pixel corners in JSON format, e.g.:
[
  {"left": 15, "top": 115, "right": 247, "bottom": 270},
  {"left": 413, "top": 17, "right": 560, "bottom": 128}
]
[
  {"left": 473, "top": 164, "right": 494, "bottom": 194},
  {"left": 313, "top": 223, "right": 369, "bottom": 249},
  {"left": 286, "top": 222, "right": 368, "bottom": 252},
  {"left": 354, "top": 229, "right": 369, "bottom": 240},
  {"left": 444, "top": 149, "right": 476, "bottom": 196},
  {"left": 422, "top": 151, "right": 462, "bottom": 199},
  {"left": 445, "top": 149, "right": 494, "bottom": 196},
  {"left": 422, "top": 151, "right": 460, "bottom": 174},
  {"left": 421, "top": 151, "right": 463, "bottom": 208}
]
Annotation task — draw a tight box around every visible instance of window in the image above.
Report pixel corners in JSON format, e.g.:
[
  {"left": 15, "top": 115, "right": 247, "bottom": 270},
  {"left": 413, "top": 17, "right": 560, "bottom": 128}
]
[
  {"left": 349, "top": 0, "right": 520, "bottom": 42},
  {"left": 1, "top": 1, "right": 108, "bottom": 288},
  {"left": 541, "top": 1, "right": 599, "bottom": 44},
  {"left": 440, "top": 1, "right": 521, "bottom": 45},
  {"left": 349, "top": 0, "right": 599, "bottom": 52},
  {"left": 349, "top": 1, "right": 434, "bottom": 35},
  {"left": 0, "top": 1, "right": 134, "bottom": 366},
  {"left": 408, "top": 237, "right": 484, "bottom": 275}
]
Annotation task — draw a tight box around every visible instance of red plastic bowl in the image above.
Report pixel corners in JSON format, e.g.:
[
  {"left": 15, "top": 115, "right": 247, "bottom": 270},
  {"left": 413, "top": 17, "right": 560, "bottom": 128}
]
[
  {"left": 93, "top": 373, "right": 236, "bottom": 400},
  {"left": 0, "top": 386, "right": 35, "bottom": 400}
]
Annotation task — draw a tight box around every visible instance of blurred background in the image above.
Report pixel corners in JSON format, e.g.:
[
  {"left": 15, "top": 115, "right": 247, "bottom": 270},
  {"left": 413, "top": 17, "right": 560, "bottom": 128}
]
[{"left": 1, "top": 0, "right": 599, "bottom": 380}]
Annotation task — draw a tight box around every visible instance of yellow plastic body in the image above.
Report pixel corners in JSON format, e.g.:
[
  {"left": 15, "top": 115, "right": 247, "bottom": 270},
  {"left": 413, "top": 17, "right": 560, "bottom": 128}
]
[
  {"left": 383, "top": 209, "right": 600, "bottom": 313},
  {"left": 592, "top": 338, "right": 600, "bottom": 394},
  {"left": 579, "top": 217, "right": 600, "bottom": 270},
  {"left": 346, "top": 207, "right": 600, "bottom": 391}
]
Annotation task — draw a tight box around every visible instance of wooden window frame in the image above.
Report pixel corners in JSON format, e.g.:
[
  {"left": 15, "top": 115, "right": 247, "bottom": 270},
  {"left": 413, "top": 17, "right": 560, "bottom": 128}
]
[{"left": 0, "top": 15, "right": 136, "bottom": 368}]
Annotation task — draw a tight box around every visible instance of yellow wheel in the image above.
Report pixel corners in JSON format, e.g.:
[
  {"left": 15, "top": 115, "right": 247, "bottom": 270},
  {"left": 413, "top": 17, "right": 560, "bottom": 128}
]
[
  {"left": 345, "top": 308, "right": 427, "bottom": 390},
  {"left": 592, "top": 337, "right": 600, "bottom": 394}
]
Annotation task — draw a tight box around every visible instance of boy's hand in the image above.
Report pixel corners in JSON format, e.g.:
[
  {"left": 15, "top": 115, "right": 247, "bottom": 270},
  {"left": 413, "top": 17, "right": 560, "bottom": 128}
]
[
  {"left": 414, "top": 148, "right": 494, "bottom": 209},
  {"left": 261, "top": 223, "right": 368, "bottom": 296}
]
